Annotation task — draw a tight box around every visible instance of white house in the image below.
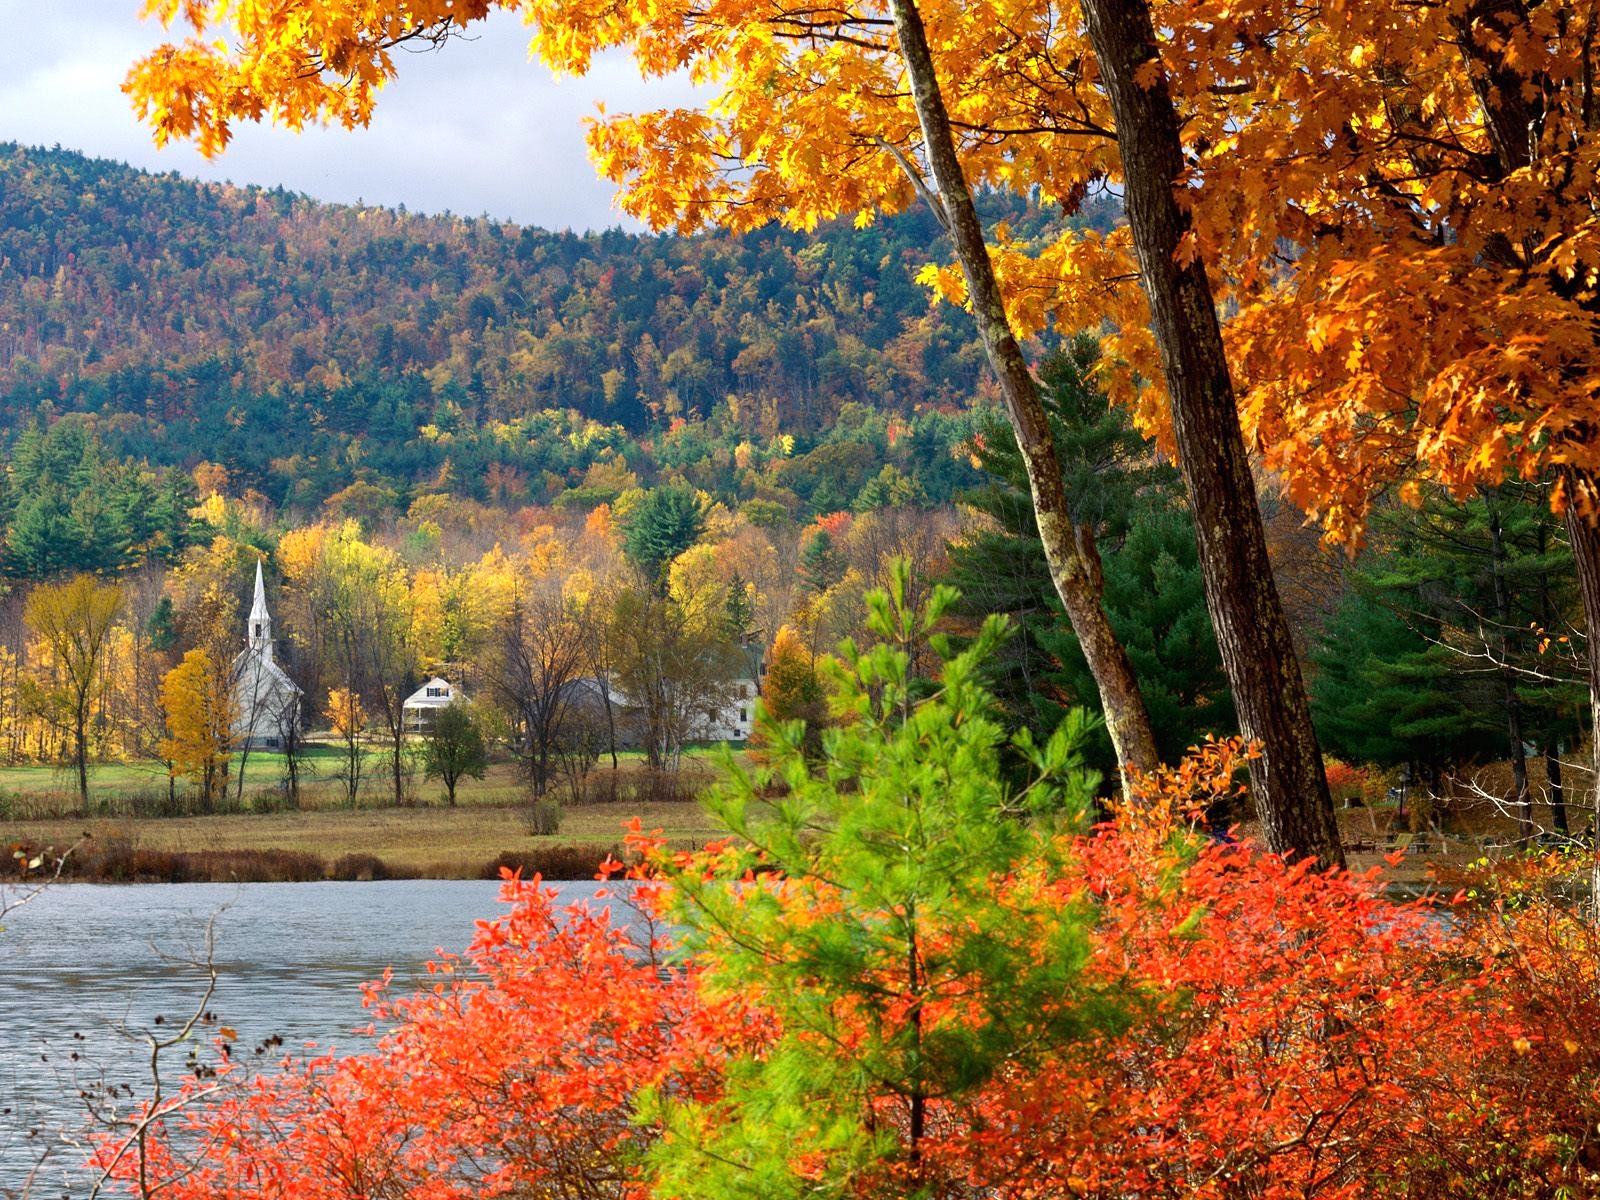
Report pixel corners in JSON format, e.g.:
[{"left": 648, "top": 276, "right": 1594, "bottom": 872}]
[
  {"left": 231, "top": 561, "right": 302, "bottom": 750},
  {"left": 692, "top": 676, "right": 759, "bottom": 742},
  {"left": 403, "top": 677, "right": 465, "bottom": 733}
]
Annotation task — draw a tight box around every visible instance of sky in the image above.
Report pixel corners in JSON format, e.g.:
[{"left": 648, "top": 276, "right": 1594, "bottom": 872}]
[{"left": 0, "top": 1, "right": 693, "bottom": 233}]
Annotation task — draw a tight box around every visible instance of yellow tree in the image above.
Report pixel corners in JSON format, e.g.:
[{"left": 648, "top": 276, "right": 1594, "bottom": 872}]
[
  {"left": 23, "top": 575, "right": 123, "bottom": 807},
  {"left": 757, "top": 623, "right": 827, "bottom": 760},
  {"left": 276, "top": 522, "right": 333, "bottom": 705},
  {"left": 325, "top": 685, "right": 367, "bottom": 804},
  {"left": 321, "top": 525, "right": 417, "bottom": 806},
  {"left": 160, "top": 647, "right": 232, "bottom": 811}
]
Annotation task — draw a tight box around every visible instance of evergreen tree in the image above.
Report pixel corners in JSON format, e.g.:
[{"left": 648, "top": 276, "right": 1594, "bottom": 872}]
[
  {"left": 620, "top": 484, "right": 706, "bottom": 588},
  {"left": 648, "top": 561, "right": 1112, "bottom": 1195},
  {"left": 1310, "top": 586, "right": 1496, "bottom": 776},
  {"left": 797, "top": 528, "right": 846, "bottom": 595},
  {"left": 945, "top": 336, "right": 1230, "bottom": 770},
  {"left": 1311, "top": 486, "right": 1585, "bottom": 835}
]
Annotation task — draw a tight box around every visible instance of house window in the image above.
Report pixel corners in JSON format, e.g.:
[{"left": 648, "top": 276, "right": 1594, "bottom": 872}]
[{"left": 426, "top": 686, "right": 447, "bottom": 698}]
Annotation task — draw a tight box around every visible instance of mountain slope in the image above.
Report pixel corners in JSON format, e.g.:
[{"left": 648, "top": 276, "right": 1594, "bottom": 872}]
[{"left": 0, "top": 143, "right": 1113, "bottom": 530}]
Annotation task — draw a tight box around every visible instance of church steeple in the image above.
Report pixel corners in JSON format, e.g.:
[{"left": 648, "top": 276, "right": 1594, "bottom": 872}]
[{"left": 247, "top": 559, "right": 273, "bottom": 660}]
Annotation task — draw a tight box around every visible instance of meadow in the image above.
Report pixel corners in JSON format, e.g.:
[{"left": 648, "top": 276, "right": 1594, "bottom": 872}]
[{"left": 0, "top": 745, "right": 729, "bottom": 880}]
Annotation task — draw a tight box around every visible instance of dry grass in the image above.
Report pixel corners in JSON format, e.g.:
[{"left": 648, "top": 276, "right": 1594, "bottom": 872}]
[{"left": 2, "top": 799, "right": 725, "bottom": 879}]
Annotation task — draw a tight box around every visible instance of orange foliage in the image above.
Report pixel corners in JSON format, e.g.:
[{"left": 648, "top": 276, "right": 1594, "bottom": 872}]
[{"left": 813, "top": 511, "right": 852, "bottom": 538}]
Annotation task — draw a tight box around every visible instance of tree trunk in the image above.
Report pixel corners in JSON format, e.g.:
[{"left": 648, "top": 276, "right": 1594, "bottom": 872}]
[
  {"left": 1078, "top": 0, "right": 1343, "bottom": 866},
  {"left": 1484, "top": 492, "right": 1533, "bottom": 842},
  {"left": 1561, "top": 467, "right": 1600, "bottom": 904},
  {"left": 74, "top": 704, "right": 89, "bottom": 811},
  {"left": 1548, "top": 741, "right": 1569, "bottom": 837},
  {"left": 889, "top": 0, "right": 1160, "bottom": 781}
]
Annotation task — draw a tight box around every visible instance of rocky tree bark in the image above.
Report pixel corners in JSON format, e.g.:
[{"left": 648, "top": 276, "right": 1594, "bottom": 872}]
[
  {"left": 1076, "top": 0, "right": 1345, "bottom": 865},
  {"left": 889, "top": 0, "right": 1160, "bottom": 781}
]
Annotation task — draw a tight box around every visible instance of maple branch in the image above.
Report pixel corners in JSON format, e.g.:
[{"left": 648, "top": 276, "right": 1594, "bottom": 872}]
[
  {"left": 874, "top": 139, "right": 951, "bottom": 234},
  {"left": 948, "top": 117, "right": 1116, "bottom": 141},
  {"left": 292, "top": 17, "right": 464, "bottom": 85},
  {"left": 756, "top": 2, "right": 893, "bottom": 51},
  {"left": 765, "top": 22, "right": 893, "bottom": 52}
]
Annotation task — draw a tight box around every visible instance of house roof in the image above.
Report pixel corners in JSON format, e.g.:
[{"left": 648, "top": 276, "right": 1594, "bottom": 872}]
[{"left": 402, "top": 677, "right": 462, "bottom": 709}]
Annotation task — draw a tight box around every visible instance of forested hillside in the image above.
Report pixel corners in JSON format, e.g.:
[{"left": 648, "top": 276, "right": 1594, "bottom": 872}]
[{"left": 0, "top": 143, "right": 1116, "bottom": 551}]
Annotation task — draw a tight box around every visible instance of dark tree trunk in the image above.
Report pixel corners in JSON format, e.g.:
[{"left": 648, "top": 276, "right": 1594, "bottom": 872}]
[
  {"left": 890, "top": 0, "right": 1160, "bottom": 780},
  {"left": 1078, "top": 0, "right": 1343, "bottom": 866},
  {"left": 1484, "top": 492, "right": 1533, "bottom": 842},
  {"left": 1548, "top": 741, "right": 1569, "bottom": 837},
  {"left": 74, "top": 706, "right": 89, "bottom": 811},
  {"left": 1562, "top": 468, "right": 1600, "bottom": 881}
]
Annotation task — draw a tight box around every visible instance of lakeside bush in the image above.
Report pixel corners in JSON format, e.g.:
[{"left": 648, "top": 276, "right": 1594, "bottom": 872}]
[
  {"left": 524, "top": 797, "right": 563, "bottom": 836},
  {"left": 52, "top": 841, "right": 325, "bottom": 884},
  {"left": 3, "top": 838, "right": 380, "bottom": 889},
  {"left": 327, "top": 853, "right": 418, "bottom": 882},
  {"left": 477, "top": 844, "right": 628, "bottom": 882}
]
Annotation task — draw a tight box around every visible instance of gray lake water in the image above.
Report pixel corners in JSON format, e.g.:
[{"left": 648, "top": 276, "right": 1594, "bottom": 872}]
[{"left": 0, "top": 879, "right": 618, "bottom": 1198}]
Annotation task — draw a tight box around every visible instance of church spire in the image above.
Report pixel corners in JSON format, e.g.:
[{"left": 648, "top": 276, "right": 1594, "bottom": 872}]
[{"left": 248, "top": 559, "right": 273, "bottom": 660}]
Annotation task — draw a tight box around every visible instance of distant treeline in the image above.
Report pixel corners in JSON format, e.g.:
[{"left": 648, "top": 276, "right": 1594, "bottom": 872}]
[{"left": 0, "top": 143, "right": 1120, "bottom": 535}]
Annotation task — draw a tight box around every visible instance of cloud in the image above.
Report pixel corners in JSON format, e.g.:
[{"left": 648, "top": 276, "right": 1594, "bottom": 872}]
[{"left": 2, "top": 2, "right": 698, "bottom": 231}]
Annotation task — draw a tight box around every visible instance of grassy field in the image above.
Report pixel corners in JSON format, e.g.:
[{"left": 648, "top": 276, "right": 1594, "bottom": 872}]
[
  {"left": 0, "top": 746, "right": 1568, "bottom": 887},
  {"left": 0, "top": 748, "right": 734, "bottom": 880}
]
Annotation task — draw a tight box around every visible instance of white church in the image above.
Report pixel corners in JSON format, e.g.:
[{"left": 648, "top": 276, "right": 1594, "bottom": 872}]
[{"left": 232, "top": 561, "right": 302, "bottom": 750}]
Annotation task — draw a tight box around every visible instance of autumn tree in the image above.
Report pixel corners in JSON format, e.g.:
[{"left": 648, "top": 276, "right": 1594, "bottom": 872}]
[
  {"left": 159, "top": 647, "right": 232, "bottom": 811},
  {"left": 482, "top": 571, "right": 591, "bottom": 797},
  {"left": 423, "top": 700, "right": 489, "bottom": 807},
  {"left": 318, "top": 524, "right": 419, "bottom": 807},
  {"left": 609, "top": 585, "right": 745, "bottom": 771},
  {"left": 756, "top": 623, "right": 826, "bottom": 759},
  {"left": 325, "top": 686, "right": 366, "bottom": 805},
  {"left": 23, "top": 574, "right": 123, "bottom": 806}
]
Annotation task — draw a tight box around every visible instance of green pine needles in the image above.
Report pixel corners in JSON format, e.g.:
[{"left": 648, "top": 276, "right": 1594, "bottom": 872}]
[{"left": 642, "top": 559, "right": 1124, "bottom": 1199}]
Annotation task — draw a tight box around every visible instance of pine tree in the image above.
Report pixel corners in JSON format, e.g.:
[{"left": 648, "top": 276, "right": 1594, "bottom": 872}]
[
  {"left": 946, "top": 337, "right": 1230, "bottom": 771},
  {"left": 1312, "top": 486, "right": 1584, "bottom": 838},
  {"left": 647, "top": 560, "right": 1112, "bottom": 1195},
  {"left": 620, "top": 484, "right": 706, "bottom": 588}
]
